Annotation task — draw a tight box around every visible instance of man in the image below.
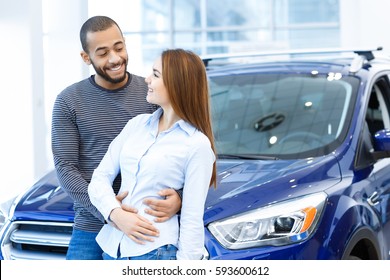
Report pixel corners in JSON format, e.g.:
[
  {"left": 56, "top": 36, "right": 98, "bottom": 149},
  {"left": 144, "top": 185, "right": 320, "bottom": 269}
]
[{"left": 51, "top": 16, "right": 181, "bottom": 260}]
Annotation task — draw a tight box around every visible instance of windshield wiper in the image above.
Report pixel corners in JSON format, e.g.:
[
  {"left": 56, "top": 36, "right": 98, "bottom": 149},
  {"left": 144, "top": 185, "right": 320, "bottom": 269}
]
[{"left": 218, "top": 154, "right": 279, "bottom": 160}]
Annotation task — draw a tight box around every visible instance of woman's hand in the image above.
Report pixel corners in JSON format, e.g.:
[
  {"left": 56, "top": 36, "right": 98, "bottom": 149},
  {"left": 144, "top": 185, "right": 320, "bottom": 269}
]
[
  {"left": 116, "top": 191, "right": 138, "bottom": 214},
  {"left": 109, "top": 207, "right": 159, "bottom": 244}
]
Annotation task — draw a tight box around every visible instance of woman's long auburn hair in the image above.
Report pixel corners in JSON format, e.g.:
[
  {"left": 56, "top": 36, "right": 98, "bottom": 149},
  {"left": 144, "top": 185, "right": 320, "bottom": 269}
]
[{"left": 161, "top": 49, "right": 216, "bottom": 188}]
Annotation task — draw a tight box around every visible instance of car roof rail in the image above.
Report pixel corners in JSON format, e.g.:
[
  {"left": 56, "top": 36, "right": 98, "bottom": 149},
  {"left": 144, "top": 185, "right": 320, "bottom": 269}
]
[
  {"left": 202, "top": 46, "right": 384, "bottom": 67},
  {"left": 350, "top": 46, "right": 383, "bottom": 73}
]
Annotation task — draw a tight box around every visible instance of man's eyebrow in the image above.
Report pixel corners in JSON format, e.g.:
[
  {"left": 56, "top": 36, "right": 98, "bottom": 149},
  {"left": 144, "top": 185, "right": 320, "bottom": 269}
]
[
  {"left": 95, "top": 46, "right": 109, "bottom": 53},
  {"left": 113, "top": 41, "right": 124, "bottom": 47},
  {"left": 95, "top": 41, "right": 124, "bottom": 53}
]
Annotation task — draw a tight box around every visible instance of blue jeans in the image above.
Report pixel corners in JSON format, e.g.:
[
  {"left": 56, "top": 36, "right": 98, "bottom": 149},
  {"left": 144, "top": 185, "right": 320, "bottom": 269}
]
[
  {"left": 102, "top": 244, "right": 177, "bottom": 260},
  {"left": 66, "top": 229, "right": 103, "bottom": 260}
]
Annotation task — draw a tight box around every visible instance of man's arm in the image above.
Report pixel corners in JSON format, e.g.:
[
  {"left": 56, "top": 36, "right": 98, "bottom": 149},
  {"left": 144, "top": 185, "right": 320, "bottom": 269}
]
[
  {"left": 51, "top": 96, "right": 105, "bottom": 222},
  {"left": 143, "top": 188, "right": 182, "bottom": 222}
]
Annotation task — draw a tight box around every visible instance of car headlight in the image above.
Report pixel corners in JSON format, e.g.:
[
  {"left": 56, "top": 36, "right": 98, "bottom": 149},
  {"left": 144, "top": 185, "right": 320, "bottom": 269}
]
[
  {"left": 0, "top": 196, "right": 17, "bottom": 231},
  {"left": 208, "top": 192, "right": 327, "bottom": 249}
]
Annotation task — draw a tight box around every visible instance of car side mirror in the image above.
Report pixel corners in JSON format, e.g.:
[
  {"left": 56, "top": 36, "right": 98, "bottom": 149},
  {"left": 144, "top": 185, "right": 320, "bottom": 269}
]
[{"left": 372, "top": 129, "right": 390, "bottom": 160}]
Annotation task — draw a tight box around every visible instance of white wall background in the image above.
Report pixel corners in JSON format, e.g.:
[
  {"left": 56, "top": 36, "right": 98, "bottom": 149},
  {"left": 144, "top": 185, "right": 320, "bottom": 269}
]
[
  {"left": 339, "top": 0, "right": 390, "bottom": 49},
  {"left": 1, "top": 0, "right": 390, "bottom": 203},
  {"left": 1, "top": 0, "right": 36, "bottom": 201},
  {"left": 0, "top": 0, "right": 87, "bottom": 202}
]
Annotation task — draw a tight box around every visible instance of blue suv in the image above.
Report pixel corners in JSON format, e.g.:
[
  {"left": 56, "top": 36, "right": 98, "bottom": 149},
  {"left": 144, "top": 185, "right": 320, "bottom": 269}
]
[{"left": 1, "top": 47, "right": 390, "bottom": 260}]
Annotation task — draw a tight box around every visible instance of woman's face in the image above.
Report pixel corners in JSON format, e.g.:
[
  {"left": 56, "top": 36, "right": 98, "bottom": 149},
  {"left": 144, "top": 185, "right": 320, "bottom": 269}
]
[{"left": 145, "top": 56, "right": 169, "bottom": 107}]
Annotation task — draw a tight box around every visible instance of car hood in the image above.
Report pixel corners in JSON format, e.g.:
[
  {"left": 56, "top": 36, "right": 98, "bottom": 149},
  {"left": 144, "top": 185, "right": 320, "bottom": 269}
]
[
  {"left": 13, "top": 156, "right": 341, "bottom": 223},
  {"left": 204, "top": 155, "right": 341, "bottom": 223},
  {"left": 12, "top": 170, "right": 74, "bottom": 222}
]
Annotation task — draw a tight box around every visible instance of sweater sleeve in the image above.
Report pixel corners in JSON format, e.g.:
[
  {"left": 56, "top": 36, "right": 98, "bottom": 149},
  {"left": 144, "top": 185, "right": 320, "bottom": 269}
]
[{"left": 51, "top": 95, "right": 105, "bottom": 223}]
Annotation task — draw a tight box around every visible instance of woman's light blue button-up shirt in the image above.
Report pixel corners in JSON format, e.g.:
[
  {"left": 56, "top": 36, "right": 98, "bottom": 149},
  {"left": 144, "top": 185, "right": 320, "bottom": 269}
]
[{"left": 88, "top": 108, "right": 215, "bottom": 260}]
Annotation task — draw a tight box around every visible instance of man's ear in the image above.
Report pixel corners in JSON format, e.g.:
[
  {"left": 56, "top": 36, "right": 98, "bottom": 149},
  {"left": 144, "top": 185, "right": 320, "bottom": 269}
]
[{"left": 80, "top": 51, "right": 91, "bottom": 65}]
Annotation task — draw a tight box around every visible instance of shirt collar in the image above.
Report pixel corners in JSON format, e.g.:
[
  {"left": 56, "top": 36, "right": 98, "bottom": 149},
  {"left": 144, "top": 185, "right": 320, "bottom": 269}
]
[{"left": 147, "top": 108, "right": 197, "bottom": 136}]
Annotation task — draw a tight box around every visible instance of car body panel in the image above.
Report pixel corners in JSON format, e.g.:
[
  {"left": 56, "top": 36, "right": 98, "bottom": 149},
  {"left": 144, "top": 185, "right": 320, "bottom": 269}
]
[{"left": 12, "top": 170, "right": 74, "bottom": 222}]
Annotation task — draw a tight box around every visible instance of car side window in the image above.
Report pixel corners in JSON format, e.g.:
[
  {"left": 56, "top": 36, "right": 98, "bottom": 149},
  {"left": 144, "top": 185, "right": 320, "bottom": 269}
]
[{"left": 366, "top": 77, "right": 390, "bottom": 136}]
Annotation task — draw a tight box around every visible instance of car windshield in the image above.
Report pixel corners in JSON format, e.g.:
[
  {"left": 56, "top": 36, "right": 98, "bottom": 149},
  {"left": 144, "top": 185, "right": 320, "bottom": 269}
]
[{"left": 209, "top": 72, "right": 360, "bottom": 159}]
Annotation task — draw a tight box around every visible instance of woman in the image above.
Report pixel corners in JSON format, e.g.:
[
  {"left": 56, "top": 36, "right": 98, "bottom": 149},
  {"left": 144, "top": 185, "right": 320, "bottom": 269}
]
[{"left": 88, "top": 48, "right": 216, "bottom": 260}]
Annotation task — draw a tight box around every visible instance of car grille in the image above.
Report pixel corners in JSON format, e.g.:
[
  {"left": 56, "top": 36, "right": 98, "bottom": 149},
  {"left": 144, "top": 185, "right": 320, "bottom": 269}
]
[{"left": 1, "top": 221, "right": 72, "bottom": 260}]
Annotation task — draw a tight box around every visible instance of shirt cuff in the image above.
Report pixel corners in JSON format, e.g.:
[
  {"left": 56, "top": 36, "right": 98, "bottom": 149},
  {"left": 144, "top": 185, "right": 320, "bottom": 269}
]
[{"left": 175, "top": 188, "right": 183, "bottom": 201}]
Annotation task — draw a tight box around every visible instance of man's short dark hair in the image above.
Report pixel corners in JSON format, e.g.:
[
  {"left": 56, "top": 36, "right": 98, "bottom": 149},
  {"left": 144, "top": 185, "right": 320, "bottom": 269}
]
[{"left": 80, "top": 15, "right": 123, "bottom": 53}]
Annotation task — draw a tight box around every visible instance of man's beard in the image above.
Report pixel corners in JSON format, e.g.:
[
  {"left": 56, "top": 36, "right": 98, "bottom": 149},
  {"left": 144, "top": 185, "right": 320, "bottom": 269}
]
[{"left": 91, "top": 61, "right": 128, "bottom": 84}]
